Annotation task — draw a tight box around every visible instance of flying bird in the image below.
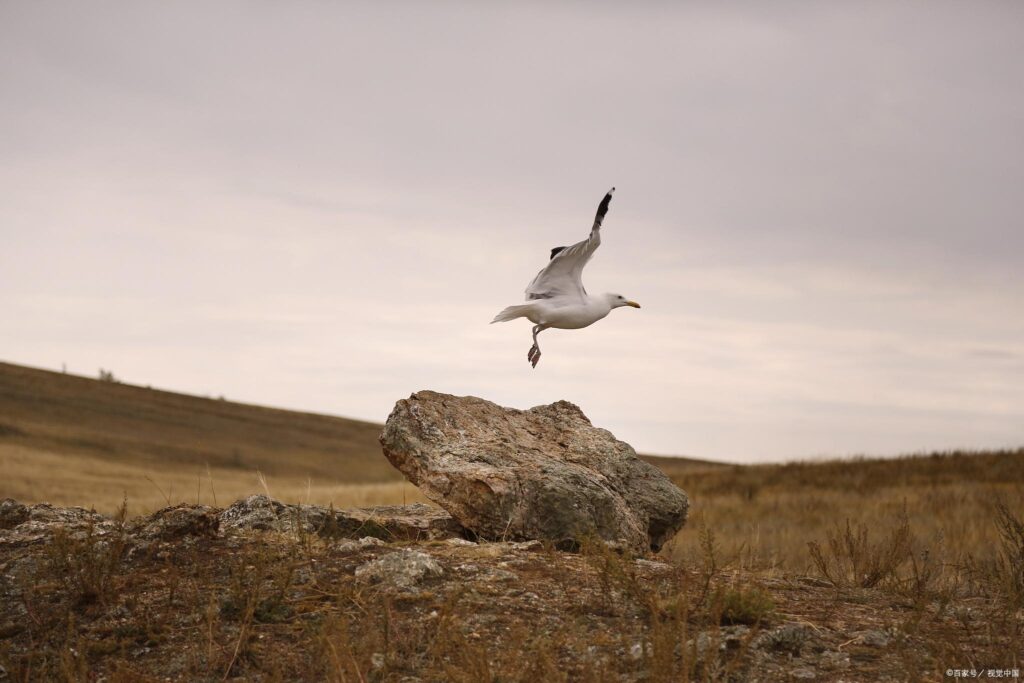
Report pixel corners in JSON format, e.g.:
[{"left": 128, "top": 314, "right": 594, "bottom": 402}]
[{"left": 491, "top": 187, "right": 640, "bottom": 368}]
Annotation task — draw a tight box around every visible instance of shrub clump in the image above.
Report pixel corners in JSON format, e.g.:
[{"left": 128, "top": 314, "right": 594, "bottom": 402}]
[{"left": 715, "top": 585, "right": 775, "bottom": 625}]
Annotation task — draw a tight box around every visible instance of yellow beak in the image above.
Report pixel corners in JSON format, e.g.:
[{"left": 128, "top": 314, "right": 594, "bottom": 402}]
[{"left": 626, "top": 301, "right": 641, "bottom": 309}]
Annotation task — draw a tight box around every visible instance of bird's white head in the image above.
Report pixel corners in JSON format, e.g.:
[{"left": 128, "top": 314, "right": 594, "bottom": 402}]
[{"left": 606, "top": 293, "right": 641, "bottom": 310}]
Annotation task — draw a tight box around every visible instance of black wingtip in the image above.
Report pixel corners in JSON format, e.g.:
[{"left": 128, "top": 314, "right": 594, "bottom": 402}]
[{"left": 596, "top": 189, "right": 614, "bottom": 220}]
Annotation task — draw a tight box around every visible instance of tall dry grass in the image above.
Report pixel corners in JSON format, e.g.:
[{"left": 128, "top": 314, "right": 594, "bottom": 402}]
[{"left": 661, "top": 449, "right": 1024, "bottom": 579}]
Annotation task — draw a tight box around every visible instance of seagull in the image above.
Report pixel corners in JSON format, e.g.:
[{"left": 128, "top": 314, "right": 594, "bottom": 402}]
[{"left": 491, "top": 187, "right": 640, "bottom": 368}]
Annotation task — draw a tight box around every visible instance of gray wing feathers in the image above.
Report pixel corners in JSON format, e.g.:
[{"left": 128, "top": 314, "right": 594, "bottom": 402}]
[{"left": 525, "top": 188, "right": 614, "bottom": 301}]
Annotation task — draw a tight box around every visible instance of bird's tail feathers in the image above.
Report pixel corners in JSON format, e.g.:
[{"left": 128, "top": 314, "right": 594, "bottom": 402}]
[{"left": 491, "top": 304, "right": 532, "bottom": 323}]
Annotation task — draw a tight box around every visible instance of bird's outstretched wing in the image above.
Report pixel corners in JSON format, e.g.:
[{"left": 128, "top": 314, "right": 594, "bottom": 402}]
[{"left": 525, "top": 187, "right": 614, "bottom": 302}]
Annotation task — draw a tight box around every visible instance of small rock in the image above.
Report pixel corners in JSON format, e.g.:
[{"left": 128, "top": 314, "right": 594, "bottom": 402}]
[
  {"left": 219, "top": 495, "right": 291, "bottom": 532},
  {"left": 355, "top": 550, "right": 443, "bottom": 589},
  {"left": 336, "top": 536, "right": 387, "bottom": 553},
  {"left": 791, "top": 667, "right": 817, "bottom": 680},
  {"left": 444, "top": 537, "right": 477, "bottom": 547},
  {"left": 635, "top": 558, "right": 672, "bottom": 573},
  {"left": 858, "top": 629, "right": 891, "bottom": 648},
  {"left": 481, "top": 568, "right": 518, "bottom": 582},
  {"left": 820, "top": 650, "right": 851, "bottom": 670},
  {"left": 628, "top": 642, "right": 647, "bottom": 660},
  {"left": 0, "top": 500, "right": 29, "bottom": 530},
  {"left": 510, "top": 540, "right": 543, "bottom": 551},
  {"left": 687, "top": 626, "right": 750, "bottom": 659},
  {"left": 754, "top": 623, "right": 812, "bottom": 655},
  {"left": 132, "top": 505, "right": 219, "bottom": 540},
  {"left": 0, "top": 501, "right": 117, "bottom": 547},
  {"left": 332, "top": 503, "right": 465, "bottom": 541}
]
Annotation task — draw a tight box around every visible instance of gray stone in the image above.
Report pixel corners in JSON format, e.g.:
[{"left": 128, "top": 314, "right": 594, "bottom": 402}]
[
  {"left": 0, "top": 499, "right": 29, "bottom": 530},
  {"left": 379, "top": 391, "right": 688, "bottom": 553},
  {"left": 335, "top": 536, "right": 387, "bottom": 553},
  {"left": 332, "top": 502, "right": 465, "bottom": 541},
  {"left": 754, "top": 623, "right": 813, "bottom": 655},
  {"left": 219, "top": 495, "right": 295, "bottom": 532},
  {"left": 688, "top": 626, "right": 751, "bottom": 659},
  {"left": 0, "top": 501, "right": 117, "bottom": 548},
  {"left": 820, "top": 650, "right": 851, "bottom": 670},
  {"left": 482, "top": 567, "right": 519, "bottom": 582},
  {"left": 509, "top": 540, "right": 544, "bottom": 551},
  {"left": 131, "top": 504, "right": 219, "bottom": 540},
  {"left": 635, "top": 558, "right": 673, "bottom": 573},
  {"left": 444, "top": 537, "right": 477, "bottom": 547},
  {"left": 218, "top": 494, "right": 464, "bottom": 541},
  {"left": 627, "top": 642, "right": 648, "bottom": 660},
  {"left": 355, "top": 549, "right": 444, "bottom": 589},
  {"left": 858, "top": 629, "right": 891, "bottom": 647}
]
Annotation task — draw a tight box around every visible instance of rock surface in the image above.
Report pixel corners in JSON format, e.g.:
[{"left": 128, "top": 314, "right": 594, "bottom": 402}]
[
  {"left": 0, "top": 496, "right": 464, "bottom": 548},
  {"left": 131, "top": 504, "right": 220, "bottom": 540},
  {"left": 0, "top": 499, "right": 117, "bottom": 547},
  {"left": 379, "top": 391, "right": 689, "bottom": 552},
  {"left": 355, "top": 549, "right": 444, "bottom": 589},
  {"left": 217, "top": 494, "right": 464, "bottom": 540},
  {"left": 336, "top": 502, "right": 464, "bottom": 541}
]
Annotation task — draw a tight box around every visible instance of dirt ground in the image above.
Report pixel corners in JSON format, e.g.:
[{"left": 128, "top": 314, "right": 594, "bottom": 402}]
[{"left": 1, "top": 499, "right": 1019, "bottom": 682}]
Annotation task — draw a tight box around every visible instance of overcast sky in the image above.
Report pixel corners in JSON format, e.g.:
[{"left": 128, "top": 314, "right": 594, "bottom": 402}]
[{"left": 2, "top": 1, "right": 1022, "bottom": 462}]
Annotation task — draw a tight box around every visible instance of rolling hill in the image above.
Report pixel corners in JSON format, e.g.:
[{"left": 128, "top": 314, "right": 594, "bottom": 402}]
[{"left": 0, "top": 361, "right": 408, "bottom": 514}]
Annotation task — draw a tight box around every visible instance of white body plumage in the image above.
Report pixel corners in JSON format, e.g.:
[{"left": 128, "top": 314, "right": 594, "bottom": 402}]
[
  {"left": 490, "top": 188, "right": 640, "bottom": 367},
  {"left": 492, "top": 292, "right": 633, "bottom": 329}
]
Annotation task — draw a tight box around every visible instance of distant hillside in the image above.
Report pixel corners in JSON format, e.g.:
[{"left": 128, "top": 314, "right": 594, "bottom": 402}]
[
  {"left": 640, "top": 453, "right": 730, "bottom": 474},
  {"left": 0, "top": 361, "right": 395, "bottom": 480},
  {"left": 0, "top": 361, "right": 413, "bottom": 514}
]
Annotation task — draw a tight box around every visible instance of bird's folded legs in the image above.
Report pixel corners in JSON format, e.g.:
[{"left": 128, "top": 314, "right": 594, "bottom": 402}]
[
  {"left": 528, "top": 343, "right": 541, "bottom": 368},
  {"left": 528, "top": 324, "right": 546, "bottom": 368}
]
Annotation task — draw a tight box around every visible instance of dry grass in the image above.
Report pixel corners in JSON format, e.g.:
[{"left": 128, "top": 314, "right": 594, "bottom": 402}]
[
  {"left": 0, "top": 361, "right": 422, "bottom": 515},
  {"left": 0, "top": 442, "right": 426, "bottom": 516},
  {"left": 0, "top": 361, "right": 396, "bottom": 481},
  {"left": 660, "top": 449, "right": 1024, "bottom": 577}
]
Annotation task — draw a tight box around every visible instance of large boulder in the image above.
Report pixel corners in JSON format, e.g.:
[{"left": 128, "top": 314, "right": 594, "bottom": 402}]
[{"left": 379, "top": 391, "right": 688, "bottom": 553}]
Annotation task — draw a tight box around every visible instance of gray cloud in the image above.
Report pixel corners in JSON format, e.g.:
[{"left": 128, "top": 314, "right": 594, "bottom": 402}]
[{"left": 2, "top": 1, "right": 1022, "bottom": 460}]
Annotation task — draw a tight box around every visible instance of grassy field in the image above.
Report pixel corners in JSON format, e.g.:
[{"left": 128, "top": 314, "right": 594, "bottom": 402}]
[
  {"left": 658, "top": 449, "right": 1024, "bottom": 575},
  {"left": 0, "top": 361, "right": 423, "bottom": 514}
]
